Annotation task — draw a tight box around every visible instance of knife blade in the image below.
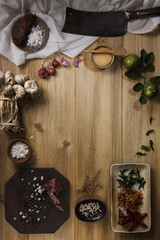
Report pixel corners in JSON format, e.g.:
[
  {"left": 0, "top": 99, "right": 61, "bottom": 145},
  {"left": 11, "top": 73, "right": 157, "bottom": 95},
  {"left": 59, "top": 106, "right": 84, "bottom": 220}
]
[{"left": 62, "top": 7, "right": 160, "bottom": 37}]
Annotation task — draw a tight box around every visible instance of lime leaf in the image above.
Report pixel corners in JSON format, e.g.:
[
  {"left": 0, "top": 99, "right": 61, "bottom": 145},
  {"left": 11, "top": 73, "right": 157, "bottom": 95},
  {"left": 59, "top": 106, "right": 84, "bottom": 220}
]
[
  {"left": 145, "top": 52, "right": 154, "bottom": 65},
  {"left": 140, "top": 49, "right": 147, "bottom": 63},
  {"left": 125, "top": 70, "right": 142, "bottom": 79},
  {"left": 146, "top": 129, "right": 154, "bottom": 136},
  {"left": 139, "top": 95, "right": 147, "bottom": 104},
  {"left": 150, "top": 76, "right": 160, "bottom": 84},
  {"left": 146, "top": 64, "right": 155, "bottom": 72},
  {"left": 133, "top": 83, "right": 144, "bottom": 92}
]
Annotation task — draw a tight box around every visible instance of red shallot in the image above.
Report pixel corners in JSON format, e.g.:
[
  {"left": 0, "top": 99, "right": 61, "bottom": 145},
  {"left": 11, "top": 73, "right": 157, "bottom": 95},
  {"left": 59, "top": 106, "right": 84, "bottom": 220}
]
[
  {"left": 48, "top": 68, "right": 56, "bottom": 76},
  {"left": 38, "top": 66, "right": 48, "bottom": 78},
  {"left": 74, "top": 58, "right": 82, "bottom": 67},
  {"left": 61, "top": 58, "right": 69, "bottom": 67},
  {"left": 52, "top": 58, "right": 60, "bottom": 68}
]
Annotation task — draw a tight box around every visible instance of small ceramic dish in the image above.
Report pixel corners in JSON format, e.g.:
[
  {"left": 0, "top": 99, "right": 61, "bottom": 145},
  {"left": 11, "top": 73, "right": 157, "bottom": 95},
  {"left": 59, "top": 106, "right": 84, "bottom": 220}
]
[
  {"left": 7, "top": 139, "right": 32, "bottom": 163},
  {"left": 110, "top": 163, "right": 151, "bottom": 233},
  {"left": 91, "top": 45, "right": 114, "bottom": 69},
  {"left": 75, "top": 199, "right": 106, "bottom": 222}
]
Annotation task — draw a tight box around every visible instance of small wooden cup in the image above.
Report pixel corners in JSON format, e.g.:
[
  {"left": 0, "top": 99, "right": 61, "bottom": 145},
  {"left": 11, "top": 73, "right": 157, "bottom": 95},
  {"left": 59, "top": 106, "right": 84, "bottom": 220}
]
[
  {"left": 7, "top": 139, "right": 32, "bottom": 163},
  {"left": 91, "top": 45, "right": 114, "bottom": 69}
]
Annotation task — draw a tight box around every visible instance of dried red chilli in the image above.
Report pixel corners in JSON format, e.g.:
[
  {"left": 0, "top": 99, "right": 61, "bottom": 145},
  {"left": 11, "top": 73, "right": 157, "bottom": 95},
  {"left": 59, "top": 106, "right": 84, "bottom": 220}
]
[{"left": 118, "top": 208, "right": 148, "bottom": 231}]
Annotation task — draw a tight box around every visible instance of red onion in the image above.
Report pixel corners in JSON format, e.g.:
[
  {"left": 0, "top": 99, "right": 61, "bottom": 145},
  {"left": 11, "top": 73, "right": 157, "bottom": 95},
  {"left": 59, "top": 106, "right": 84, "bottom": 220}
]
[
  {"left": 38, "top": 66, "right": 48, "bottom": 78},
  {"left": 48, "top": 68, "right": 56, "bottom": 76},
  {"left": 52, "top": 58, "right": 60, "bottom": 68},
  {"left": 74, "top": 58, "right": 82, "bottom": 67},
  {"left": 43, "top": 71, "right": 49, "bottom": 78},
  {"left": 61, "top": 58, "right": 69, "bottom": 67}
]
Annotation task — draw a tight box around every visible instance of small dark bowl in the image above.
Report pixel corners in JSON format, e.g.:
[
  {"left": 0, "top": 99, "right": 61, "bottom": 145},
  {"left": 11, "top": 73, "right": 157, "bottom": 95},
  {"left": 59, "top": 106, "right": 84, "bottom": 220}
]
[
  {"left": 75, "top": 199, "right": 106, "bottom": 222},
  {"left": 7, "top": 139, "right": 32, "bottom": 164}
]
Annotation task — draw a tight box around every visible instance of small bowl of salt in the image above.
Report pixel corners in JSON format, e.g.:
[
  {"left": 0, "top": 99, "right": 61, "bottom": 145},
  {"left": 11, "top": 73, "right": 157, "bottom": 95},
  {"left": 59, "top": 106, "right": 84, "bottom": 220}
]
[{"left": 7, "top": 139, "right": 32, "bottom": 163}]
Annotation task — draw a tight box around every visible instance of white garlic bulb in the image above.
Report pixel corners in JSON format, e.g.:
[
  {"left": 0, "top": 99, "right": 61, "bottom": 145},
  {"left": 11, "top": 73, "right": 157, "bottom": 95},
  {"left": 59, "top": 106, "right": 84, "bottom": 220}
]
[
  {"left": 0, "top": 71, "right": 5, "bottom": 85},
  {"left": 13, "top": 84, "right": 26, "bottom": 99},
  {"left": 24, "top": 74, "right": 29, "bottom": 80},
  {"left": 3, "top": 84, "right": 15, "bottom": 96},
  {"left": 5, "top": 70, "right": 14, "bottom": 79},
  {"left": 24, "top": 79, "right": 39, "bottom": 99},
  {"left": 5, "top": 76, "right": 15, "bottom": 86},
  {"left": 15, "top": 74, "right": 29, "bottom": 85}
]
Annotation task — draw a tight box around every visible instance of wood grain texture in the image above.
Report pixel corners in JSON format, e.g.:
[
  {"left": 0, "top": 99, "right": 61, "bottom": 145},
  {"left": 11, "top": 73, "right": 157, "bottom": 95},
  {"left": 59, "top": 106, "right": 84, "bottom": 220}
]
[{"left": 1, "top": 28, "right": 160, "bottom": 240}]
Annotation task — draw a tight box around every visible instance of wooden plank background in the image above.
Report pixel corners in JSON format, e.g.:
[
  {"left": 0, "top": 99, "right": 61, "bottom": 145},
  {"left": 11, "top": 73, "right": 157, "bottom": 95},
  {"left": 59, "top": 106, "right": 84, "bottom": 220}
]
[{"left": 0, "top": 28, "right": 160, "bottom": 240}]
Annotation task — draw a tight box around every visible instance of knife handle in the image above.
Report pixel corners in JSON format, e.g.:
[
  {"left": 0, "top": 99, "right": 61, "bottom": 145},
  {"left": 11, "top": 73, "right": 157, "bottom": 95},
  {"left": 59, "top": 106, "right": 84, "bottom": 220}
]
[{"left": 126, "top": 7, "right": 160, "bottom": 20}]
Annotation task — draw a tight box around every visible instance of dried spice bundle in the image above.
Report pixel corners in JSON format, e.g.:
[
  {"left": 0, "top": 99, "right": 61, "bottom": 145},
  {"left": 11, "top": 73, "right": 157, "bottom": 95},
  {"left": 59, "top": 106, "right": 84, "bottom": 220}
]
[
  {"left": 77, "top": 169, "right": 103, "bottom": 196},
  {"left": 0, "top": 93, "right": 23, "bottom": 133}
]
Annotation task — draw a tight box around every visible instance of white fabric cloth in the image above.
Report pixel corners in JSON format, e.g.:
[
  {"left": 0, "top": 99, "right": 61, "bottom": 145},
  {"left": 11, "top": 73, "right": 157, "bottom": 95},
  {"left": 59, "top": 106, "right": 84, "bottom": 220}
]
[{"left": 0, "top": 0, "right": 160, "bottom": 66}]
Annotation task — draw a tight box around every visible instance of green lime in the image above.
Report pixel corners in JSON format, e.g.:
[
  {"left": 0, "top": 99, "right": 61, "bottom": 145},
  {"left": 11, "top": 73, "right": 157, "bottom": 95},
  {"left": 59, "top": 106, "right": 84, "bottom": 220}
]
[
  {"left": 123, "top": 54, "right": 140, "bottom": 70},
  {"left": 144, "top": 82, "right": 159, "bottom": 98}
]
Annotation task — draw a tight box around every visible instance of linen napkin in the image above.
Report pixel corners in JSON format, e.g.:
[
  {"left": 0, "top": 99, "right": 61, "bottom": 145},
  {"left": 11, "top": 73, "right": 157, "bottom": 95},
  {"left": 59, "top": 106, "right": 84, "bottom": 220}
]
[{"left": 0, "top": 0, "right": 160, "bottom": 66}]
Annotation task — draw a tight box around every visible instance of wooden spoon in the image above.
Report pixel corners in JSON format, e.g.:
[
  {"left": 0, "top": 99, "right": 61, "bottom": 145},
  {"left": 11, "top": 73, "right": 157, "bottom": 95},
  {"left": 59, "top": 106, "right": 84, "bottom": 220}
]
[{"left": 84, "top": 47, "right": 127, "bottom": 56}]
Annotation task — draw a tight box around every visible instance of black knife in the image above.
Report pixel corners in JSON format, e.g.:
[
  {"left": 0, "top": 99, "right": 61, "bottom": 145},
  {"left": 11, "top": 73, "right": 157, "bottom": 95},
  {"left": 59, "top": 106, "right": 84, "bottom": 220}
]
[{"left": 62, "top": 7, "right": 160, "bottom": 37}]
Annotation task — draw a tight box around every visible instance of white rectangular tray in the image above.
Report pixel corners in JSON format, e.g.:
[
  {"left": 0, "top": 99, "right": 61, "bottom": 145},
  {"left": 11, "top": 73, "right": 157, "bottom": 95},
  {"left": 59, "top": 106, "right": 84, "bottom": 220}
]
[{"left": 110, "top": 163, "right": 151, "bottom": 233}]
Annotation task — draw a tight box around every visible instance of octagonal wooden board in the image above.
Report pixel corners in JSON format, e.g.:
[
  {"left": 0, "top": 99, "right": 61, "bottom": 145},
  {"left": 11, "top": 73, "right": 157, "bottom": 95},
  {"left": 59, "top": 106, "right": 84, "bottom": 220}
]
[{"left": 5, "top": 168, "right": 70, "bottom": 234}]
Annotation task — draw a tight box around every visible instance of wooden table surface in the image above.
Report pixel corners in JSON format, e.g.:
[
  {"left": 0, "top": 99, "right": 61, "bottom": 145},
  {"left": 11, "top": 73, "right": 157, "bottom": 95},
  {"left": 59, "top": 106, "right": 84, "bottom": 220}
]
[{"left": 0, "top": 28, "right": 160, "bottom": 240}]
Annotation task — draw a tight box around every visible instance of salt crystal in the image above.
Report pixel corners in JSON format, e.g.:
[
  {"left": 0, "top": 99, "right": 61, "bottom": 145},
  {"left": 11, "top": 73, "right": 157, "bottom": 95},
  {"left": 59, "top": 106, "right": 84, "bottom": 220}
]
[
  {"left": 33, "top": 177, "right": 37, "bottom": 181},
  {"left": 41, "top": 176, "right": 44, "bottom": 181},
  {"left": 11, "top": 141, "right": 29, "bottom": 159},
  {"left": 30, "top": 136, "right": 35, "bottom": 141},
  {"left": 21, "top": 178, "right": 24, "bottom": 182},
  {"left": 19, "top": 211, "right": 23, "bottom": 215},
  {"left": 30, "top": 193, "right": 34, "bottom": 198},
  {"left": 31, "top": 169, "right": 34, "bottom": 173},
  {"left": 27, "top": 25, "right": 44, "bottom": 48},
  {"left": 13, "top": 217, "right": 17, "bottom": 221},
  {"left": 37, "top": 218, "right": 40, "bottom": 221}
]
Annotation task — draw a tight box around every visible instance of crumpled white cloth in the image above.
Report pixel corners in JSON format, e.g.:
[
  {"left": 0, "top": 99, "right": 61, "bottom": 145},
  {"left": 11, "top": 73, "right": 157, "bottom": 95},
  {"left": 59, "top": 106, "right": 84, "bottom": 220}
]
[{"left": 0, "top": 0, "right": 160, "bottom": 66}]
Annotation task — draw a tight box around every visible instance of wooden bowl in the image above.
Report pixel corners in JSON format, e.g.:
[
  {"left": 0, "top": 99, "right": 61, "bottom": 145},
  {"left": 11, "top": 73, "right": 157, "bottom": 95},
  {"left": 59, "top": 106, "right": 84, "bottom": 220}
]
[
  {"left": 12, "top": 16, "right": 49, "bottom": 53},
  {"left": 91, "top": 45, "right": 114, "bottom": 69},
  {"left": 7, "top": 139, "right": 32, "bottom": 163}
]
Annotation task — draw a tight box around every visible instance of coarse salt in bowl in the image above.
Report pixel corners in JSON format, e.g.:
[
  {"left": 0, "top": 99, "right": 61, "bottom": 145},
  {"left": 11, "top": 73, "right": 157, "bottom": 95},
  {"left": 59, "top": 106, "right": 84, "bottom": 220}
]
[{"left": 7, "top": 139, "right": 32, "bottom": 163}]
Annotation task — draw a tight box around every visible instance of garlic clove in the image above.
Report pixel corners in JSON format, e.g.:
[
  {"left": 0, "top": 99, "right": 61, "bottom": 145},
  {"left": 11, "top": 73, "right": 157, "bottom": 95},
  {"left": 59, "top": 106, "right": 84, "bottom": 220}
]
[
  {"left": 23, "top": 74, "right": 29, "bottom": 80},
  {"left": 13, "top": 84, "right": 26, "bottom": 99},
  {"left": 15, "top": 74, "right": 30, "bottom": 85},
  {"left": 24, "top": 79, "right": 40, "bottom": 99},
  {"left": 5, "top": 70, "right": 14, "bottom": 80},
  {"left": 5, "top": 76, "right": 16, "bottom": 86},
  {"left": 3, "top": 84, "right": 15, "bottom": 96}
]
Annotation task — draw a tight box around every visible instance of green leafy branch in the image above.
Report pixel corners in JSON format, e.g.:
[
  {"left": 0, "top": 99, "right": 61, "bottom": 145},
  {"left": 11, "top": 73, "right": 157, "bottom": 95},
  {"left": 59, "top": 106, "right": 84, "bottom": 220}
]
[{"left": 125, "top": 49, "right": 160, "bottom": 104}]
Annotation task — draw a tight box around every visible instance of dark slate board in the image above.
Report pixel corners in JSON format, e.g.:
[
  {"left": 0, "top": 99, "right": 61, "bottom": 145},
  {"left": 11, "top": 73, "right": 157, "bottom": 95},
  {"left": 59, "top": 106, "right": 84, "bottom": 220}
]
[{"left": 5, "top": 168, "right": 70, "bottom": 234}]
